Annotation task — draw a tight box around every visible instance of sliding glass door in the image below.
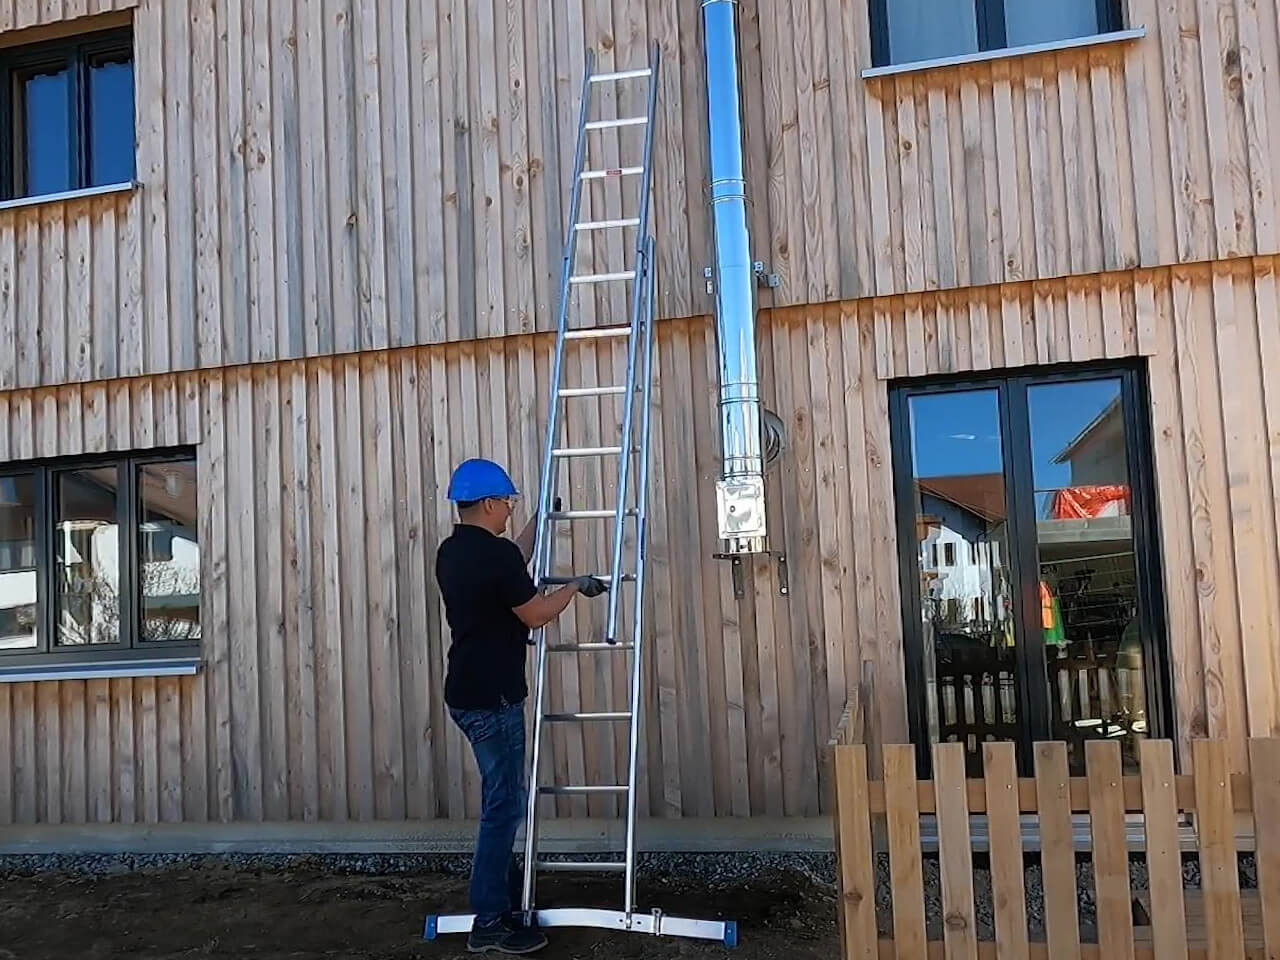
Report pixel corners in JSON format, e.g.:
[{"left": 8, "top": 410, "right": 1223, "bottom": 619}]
[{"left": 890, "top": 365, "right": 1169, "bottom": 776}]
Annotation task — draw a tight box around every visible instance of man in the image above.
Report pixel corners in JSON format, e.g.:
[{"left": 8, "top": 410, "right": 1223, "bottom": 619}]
[{"left": 436, "top": 457, "right": 607, "bottom": 955}]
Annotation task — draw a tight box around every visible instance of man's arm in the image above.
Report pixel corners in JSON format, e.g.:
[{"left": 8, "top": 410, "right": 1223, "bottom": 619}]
[
  {"left": 514, "top": 498, "right": 558, "bottom": 563},
  {"left": 514, "top": 515, "right": 537, "bottom": 563},
  {"left": 512, "top": 584, "right": 580, "bottom": 630}
]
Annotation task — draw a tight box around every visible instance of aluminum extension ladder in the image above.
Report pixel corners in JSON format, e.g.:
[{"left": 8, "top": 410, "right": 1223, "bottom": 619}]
[{"left": 426, "top": 43, "right": 736, "bottom": 948}]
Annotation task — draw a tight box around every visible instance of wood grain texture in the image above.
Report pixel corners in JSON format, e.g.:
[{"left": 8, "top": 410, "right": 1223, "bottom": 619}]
[
  {"left": 4, "top": 0, "right": 1280, "bottom": 388},
  {"left": 0, "top": 313, "right": 898, "bottom": 822},
  {"left": 1192, "top": 739, "right": 1246, "bottom": 960},
  {"left": 2, "top": 254, "right": 1280, "bottom": 820},
  {"left": 1034, "top": 742, "right": 1081, "bottom": 960},
  {"left": 1140, "top": 739, "right": 1190, "bottom": 960},
  {"left": 833, "top": 744, "right": 877, "bottom": 960},
  {"left": 872, "top": 260, "right": 1280, "bottom": 761},
  {"left": 838, "top": 738, "right": 1267, "bottom": 959},
  {"left": 884, "top": 743, "right": 929, "bottom": 957},
  {"left": 982, "top": 742, "right": 1029, "bottom": 960},
  {"left": 1087, "top": 741, "right": 1135, "bottom": 960},
  {"left": 934, "top": 742, "right": 979, "bottom": 960},
  {"left": 1248, "top": 739, "right": 1280, "bottom": 960}
]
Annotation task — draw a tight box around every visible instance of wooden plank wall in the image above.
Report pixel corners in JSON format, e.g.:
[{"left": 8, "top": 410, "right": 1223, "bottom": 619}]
[
  {"left": 1, "top": 257, "right": 1277, "bottom": 824},
  {"left": 0, "top": 0, "right": 136, "bottom": 34},
  {"left": 6, "top": 0, "right": 1280, "bottom": 391},
  {"left": 872, "top": 256, "right": 1280, "bottom": 771},
  {"left": 0, "top": 320, "right": 895, "bottom": 825}
]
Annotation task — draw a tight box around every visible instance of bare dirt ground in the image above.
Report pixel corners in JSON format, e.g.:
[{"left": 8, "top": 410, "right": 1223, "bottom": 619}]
[{"left": 0, "top": 865, "right": 837, "bottom": 959}]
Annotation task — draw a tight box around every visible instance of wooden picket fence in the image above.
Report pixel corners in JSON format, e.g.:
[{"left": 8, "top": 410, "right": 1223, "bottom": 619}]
[{"left": 831, "top": 737, "right": 1280, "bottom": 960}]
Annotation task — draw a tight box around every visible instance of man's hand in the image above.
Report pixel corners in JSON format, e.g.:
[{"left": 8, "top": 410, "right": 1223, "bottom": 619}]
[{"left": 573, "top": 576, "right": 609, "bottom": 598}]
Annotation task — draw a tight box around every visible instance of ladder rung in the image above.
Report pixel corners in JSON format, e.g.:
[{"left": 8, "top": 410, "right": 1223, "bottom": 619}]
[
  {"left": 547, "top": 642, "right": 635, "bottom": 652},
  {"left": 589, "top": 68, "right": 652, "bottom": 83},
  {"left": 581, "top": 167, "right": 643, "bottom": 180},
  {"left": 564, "top": 326, "right": 632, "bottom": 340},
  {"left": 543, "top": 711, "right": 632, "bottom": 722},
  {"left": 558, "top": 385, "right": 627, "bottom": 398},
  {"left": 546, "top": 509, "right": 639, "bottom": 520},
  {"left": 552, "top": 446, "right": 622, "bottom": 458},
  {"left": 542, "top": 574, "right": 636, "bottom": 587},
  {"left": 536, "top": 860, "right": 627, "bottom": 873},
  {"left": 539, "top": 785, "right": 628, "bottom": 796},
  {"left": 574, "top": 218, "right": 641, "bottom": 231},
  {"left": 570, "top": 271, "right": 635, "bottom": 285},
  {"left": 535, "top": 860, "right": 627, "bottom": 874},
  {"left": 584, "top": 116, "right": 647, "bottom": 130}
]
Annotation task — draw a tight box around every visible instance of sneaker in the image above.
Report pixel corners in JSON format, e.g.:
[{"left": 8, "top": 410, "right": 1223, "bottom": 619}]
[{"left": 467, "top": 917, "right": 548, "bottom": 955}]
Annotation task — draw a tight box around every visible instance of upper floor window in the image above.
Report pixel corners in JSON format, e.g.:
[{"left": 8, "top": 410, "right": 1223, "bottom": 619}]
[
  {"left": 1, "top": 27, "right": 134, "bottom": 201},
  {"left": 0, "top": 451, "right": 199, "bottom": 669},
  {"left": 870, "top": 0, "right": 1122, "bottom": 68}
]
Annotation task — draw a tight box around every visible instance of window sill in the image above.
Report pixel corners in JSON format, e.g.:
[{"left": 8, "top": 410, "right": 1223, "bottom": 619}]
[
  {"left": 862, "top": 27, "right": 1146, "bottom": 79},
  {"left": 0, "top": 180, "right": 137, "bottom": 214},
  {"left": 0, "top": 655, "right": 201, "bottom": 684}
]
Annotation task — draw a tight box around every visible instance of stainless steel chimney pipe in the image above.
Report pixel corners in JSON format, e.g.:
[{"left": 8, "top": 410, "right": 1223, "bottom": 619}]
[{"left": 702, "top": 0, "right": 767, "bottom": 554}]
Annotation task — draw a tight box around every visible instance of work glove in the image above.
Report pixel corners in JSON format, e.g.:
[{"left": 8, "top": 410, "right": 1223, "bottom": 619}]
[{"left": 574, "top": 575, "right": 609, "bottom": 598}]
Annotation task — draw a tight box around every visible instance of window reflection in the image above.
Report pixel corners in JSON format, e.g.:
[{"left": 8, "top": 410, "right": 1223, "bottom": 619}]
[
  {"left": 55, "top": 466, "right": 120, "bottom": 646},
  {"left": 0, "top": 474, "right": 37, "bottom": 650},
  {"left": 88, "top": 51, "right": 135, "bottom": 186},
  {"left": 1029, "top": 380, "right": 1146, "bottom": 772},
  {"left": 909, "top": 390, "right": 1017, "bottom": 774},
  {"left": 1004, "top": 1, "right": 1101, "bottom": 48},
  {"left": 886, "top": 0, "right": 979, "bottom": 64},
  {"left": 18, "top": 64, "right": 72, "bottom": 197},
  {"left": 139, "top": 460, "right": 200, "bottom": 642}
]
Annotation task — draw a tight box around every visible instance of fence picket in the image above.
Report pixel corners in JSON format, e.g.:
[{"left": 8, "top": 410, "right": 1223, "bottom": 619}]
[
  {"left": 934, "top": 742, "right": 978, "bottom": 960},
  {"left": 833, "top": 739, "right": 1267, "bottom": 959},
  {"left": 1248, "top": 739, "right": 1280, "bottom": 960},
  {"left": 1034, "top": 741, "right": 1081, "bottom": 960},
  {"left": 834, "top": 745, "right": 878, "bottom": 960},
  {"left": 1086, "top": 740, "right": 1136, "bottom": 960},
  {"left": 1194, "top": 739, "right": 1245, "bottom": 960},
  {"left": 1138, "top": 738, "right": 1189, "bottom": 960},
  {"left": 884, "top": 743, "right": 928, "bottom": 959},
  {"left": 983, "top": 742, "right": 1029, "bottom": 960}
]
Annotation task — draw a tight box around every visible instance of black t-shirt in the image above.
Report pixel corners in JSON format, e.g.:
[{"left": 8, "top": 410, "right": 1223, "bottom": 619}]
[{"left": 436, "top": 523, "right": 539, "bottom": 710}]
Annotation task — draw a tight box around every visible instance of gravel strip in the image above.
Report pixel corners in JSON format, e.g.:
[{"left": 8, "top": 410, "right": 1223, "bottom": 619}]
[{"left": 1, "top": 848, "right": 1258, "bottom": 944}]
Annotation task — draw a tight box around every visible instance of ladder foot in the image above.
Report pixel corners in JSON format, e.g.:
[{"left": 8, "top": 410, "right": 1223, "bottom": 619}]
[
  {"left": 724, "top": 921, "right": 739, "bottom": 949},
  {"left": 423, "top": 915, "right": 439, "bottom": 941}
]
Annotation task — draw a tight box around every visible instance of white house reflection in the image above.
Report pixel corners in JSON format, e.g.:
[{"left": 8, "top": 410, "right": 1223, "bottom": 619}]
[{"left": 0, "top": 460, "right": 199, "bottom": 652}]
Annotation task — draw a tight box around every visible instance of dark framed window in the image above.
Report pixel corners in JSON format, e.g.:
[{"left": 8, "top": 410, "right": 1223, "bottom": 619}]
[
  {"left": 0, "top": 450, "right": 198, "bottom": 667},
  {"left": 889, "top": 363, "right": 1170, "bottom": 777},
  {"left": 0, "top": 27, "right": 135, "bottom": 200},
  {"left": 869, "top": 0, "right": 1123, "bottom": 67}
]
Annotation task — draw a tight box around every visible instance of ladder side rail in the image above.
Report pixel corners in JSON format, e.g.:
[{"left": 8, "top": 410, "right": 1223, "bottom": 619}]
[
  {"left": 601, "top": 248, "right": 646, "bottom": 645},
  {"left": 604, "top": 43, "right": 662, "bottom": 644},
  {"left": 522, "top": 49, "right": 597, "bottom": 918},
  {"left": 623, "top": 236, "right": 658, "bottom": 914}
]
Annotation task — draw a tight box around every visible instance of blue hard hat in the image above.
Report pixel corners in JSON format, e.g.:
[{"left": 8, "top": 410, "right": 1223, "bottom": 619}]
[{"left": 447, "top": 458, "right": 520, "bottom": 502}]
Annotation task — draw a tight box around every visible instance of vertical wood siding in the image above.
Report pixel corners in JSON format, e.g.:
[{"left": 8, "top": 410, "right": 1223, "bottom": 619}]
[
  {"left": 2, "top": 259, "right": 1278, "bottom": 823},
  {"left": 5, "top": 0, "right": 1280, "bottom": 389},
  {"left": 872, "top": 258, "right": 1280, "bottom": 771},
  {"left": 0, "top": 328, "right": 894, "bottom": 824}
]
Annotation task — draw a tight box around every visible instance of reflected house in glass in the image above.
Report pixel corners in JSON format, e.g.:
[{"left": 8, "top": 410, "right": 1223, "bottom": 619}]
[
  {"left": 0, "top": 476, "right": 36, "bottom": 651},
  {"left": 913, "top": 473, "right": 1018, "bottom": 755},
  {"left": 1041, "top": 393, "right": 1148, "bottom": 759}
]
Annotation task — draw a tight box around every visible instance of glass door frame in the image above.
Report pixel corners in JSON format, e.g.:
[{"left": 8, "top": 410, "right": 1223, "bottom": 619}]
[{"left": 888, "top": 361, "right": 1173, "bottom": 776}]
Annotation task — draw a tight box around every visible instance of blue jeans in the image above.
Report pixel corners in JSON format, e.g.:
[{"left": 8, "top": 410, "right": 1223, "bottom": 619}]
[{"left": 450, "top": 702, "right": 526, "bottom": 926}]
